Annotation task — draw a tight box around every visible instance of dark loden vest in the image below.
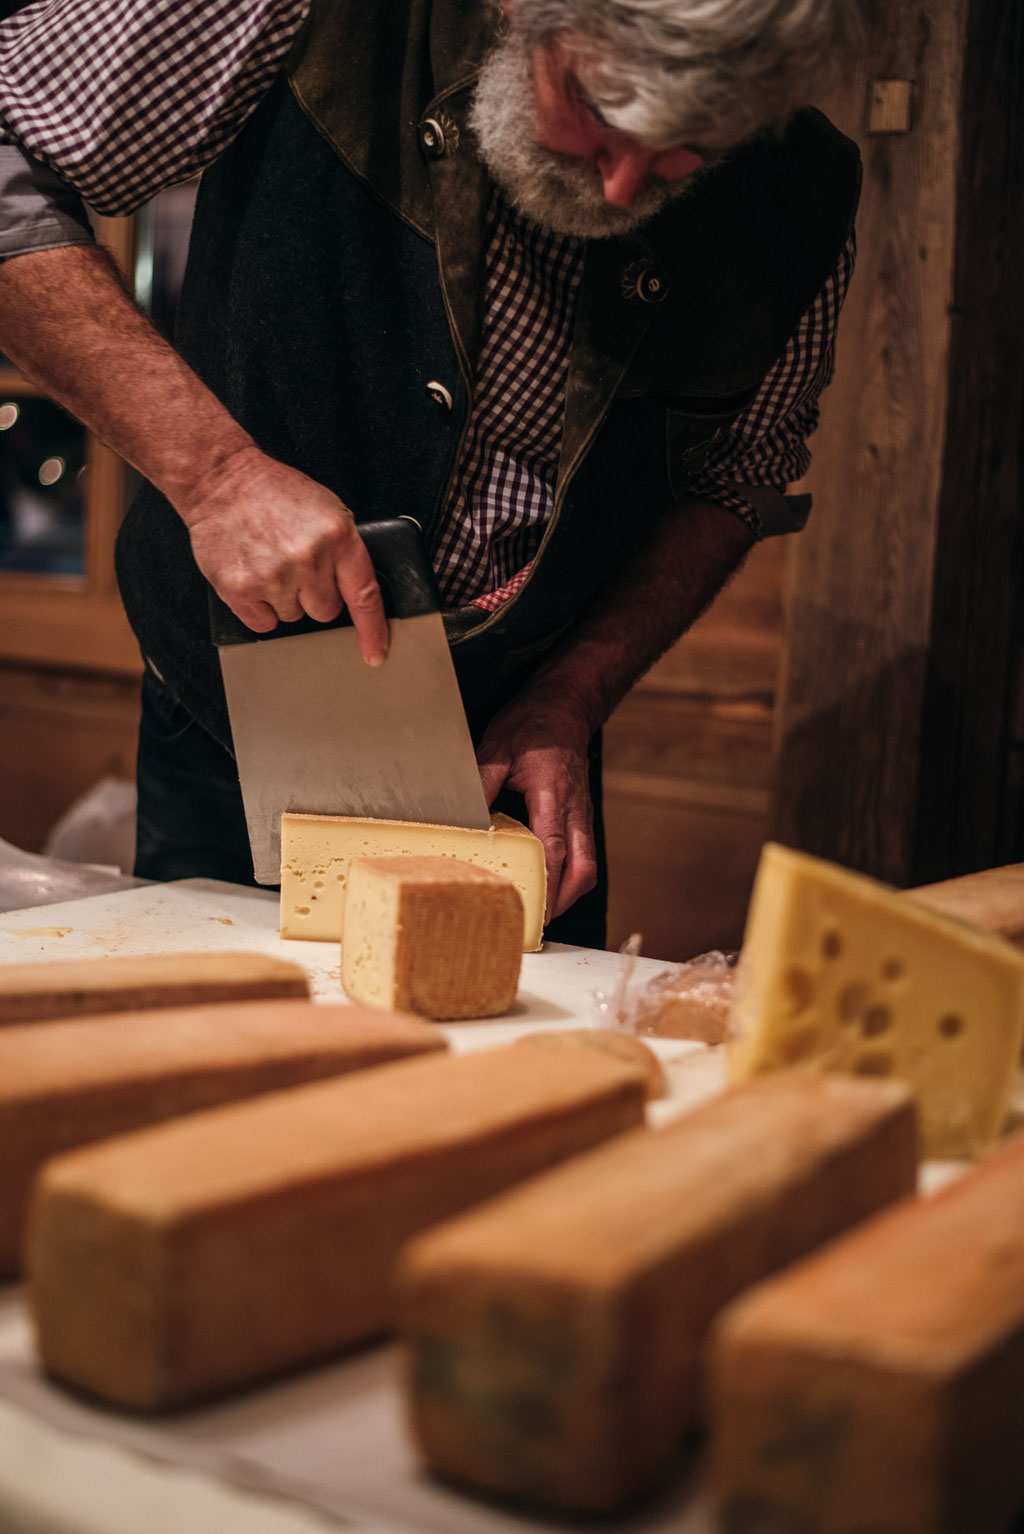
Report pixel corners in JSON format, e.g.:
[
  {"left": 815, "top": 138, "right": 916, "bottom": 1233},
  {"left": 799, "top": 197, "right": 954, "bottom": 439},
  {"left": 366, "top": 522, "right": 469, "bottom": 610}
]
[{"left": 115, "top": 0, "right": 861, "bottom": 752}]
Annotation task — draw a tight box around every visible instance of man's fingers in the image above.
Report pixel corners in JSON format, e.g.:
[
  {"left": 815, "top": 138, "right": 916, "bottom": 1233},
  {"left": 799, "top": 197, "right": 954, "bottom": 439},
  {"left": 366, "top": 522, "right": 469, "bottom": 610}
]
[
  {"left": 477, "top": 758, "right": 510, "bottom": 808},
  {"left": 550, "top": 818, "right": 598, "bottom": 918},
  {"left": 334, "top": 537, "right": 388, "bottom": 666},
  {"left": 223, "top": 595, "right": 280, "bottom": 633},
  {"left": 296, "top": 577, "right": 343, "bottom": 626}
]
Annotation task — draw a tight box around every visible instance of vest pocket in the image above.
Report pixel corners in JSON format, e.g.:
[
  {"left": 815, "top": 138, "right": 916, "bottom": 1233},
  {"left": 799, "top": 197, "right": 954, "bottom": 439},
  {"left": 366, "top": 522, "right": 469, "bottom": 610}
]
[{"left": 665, "top": 399, "right": 752, "bottom": 503}]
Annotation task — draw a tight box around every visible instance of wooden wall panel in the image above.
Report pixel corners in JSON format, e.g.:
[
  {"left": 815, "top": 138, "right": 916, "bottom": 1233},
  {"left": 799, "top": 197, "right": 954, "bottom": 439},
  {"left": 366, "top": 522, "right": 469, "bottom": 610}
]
[
  {"left": 774, "top": 0, "right": 1023, "bottom": 886},
  {"left": 774, "top": 0, "right": 966, "bottom": 883},
  {"left": 0, "top": 663, "right": 139, "bottom": 855}
]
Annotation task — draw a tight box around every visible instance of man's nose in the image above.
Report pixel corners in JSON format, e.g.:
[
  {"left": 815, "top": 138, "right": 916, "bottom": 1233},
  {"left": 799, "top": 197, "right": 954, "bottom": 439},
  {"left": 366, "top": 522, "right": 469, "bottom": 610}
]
[{"left": 594, "top": 142, "right": 656, "bottom": 207}]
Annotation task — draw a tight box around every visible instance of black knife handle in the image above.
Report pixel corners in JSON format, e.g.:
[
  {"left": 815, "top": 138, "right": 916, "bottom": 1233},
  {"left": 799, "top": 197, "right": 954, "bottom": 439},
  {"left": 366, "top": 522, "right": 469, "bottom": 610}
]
[{"left": 209, "top": 516, "right": 440, "bottom": 647}]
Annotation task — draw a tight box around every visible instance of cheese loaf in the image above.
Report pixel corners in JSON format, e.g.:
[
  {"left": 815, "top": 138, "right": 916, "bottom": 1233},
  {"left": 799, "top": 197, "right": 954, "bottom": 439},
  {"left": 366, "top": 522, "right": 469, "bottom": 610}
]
[
  {"left": 514, "top": 1028, "right": 668, "bottom": 1100},
  {"left": 710, "top": 1129, "right": 1024, "bottom": 1534},
  {"left": 0, "top": 999, "right": 446, "bottom": 1276},
  {"left": 0, "top": 951, "right": 309, "bottom": 1027},
  {"left": 26, "top": 1045, "right": 646, "bottom": 1409},
  {"left": 281, "top": 810, "right": 546, "bottom": 949},
  {"left": 398, "top": 1073, "right": 916, "bottom": 1513},
  {"left": 342, "top": 857, "right": 523, "bottom": 1019}
]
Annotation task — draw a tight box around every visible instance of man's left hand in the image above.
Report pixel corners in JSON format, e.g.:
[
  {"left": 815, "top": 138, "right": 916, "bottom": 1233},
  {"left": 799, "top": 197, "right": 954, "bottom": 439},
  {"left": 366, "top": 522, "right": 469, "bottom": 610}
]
[{"left": 476, "top": 691, "right": 598, "bottom": 922}]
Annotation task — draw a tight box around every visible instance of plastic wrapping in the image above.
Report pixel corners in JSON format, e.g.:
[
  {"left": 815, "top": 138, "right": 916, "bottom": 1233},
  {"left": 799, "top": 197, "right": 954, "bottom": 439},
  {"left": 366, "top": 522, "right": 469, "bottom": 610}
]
[{"left": 593, "top": 938, "right": 738, "bottom": 1044}]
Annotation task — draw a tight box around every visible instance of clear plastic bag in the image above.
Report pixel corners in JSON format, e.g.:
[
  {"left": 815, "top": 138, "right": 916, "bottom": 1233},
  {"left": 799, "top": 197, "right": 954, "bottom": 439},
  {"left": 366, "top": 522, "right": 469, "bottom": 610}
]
[{"left": 593, "top": 936, "right": 738, "bottom": 1044}]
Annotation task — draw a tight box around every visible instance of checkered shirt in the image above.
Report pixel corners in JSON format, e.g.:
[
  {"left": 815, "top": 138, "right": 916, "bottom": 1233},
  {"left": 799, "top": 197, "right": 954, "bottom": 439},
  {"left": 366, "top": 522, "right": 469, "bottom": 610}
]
[{"left": 0, "top": 0, "right": 854, "bottom": 610}]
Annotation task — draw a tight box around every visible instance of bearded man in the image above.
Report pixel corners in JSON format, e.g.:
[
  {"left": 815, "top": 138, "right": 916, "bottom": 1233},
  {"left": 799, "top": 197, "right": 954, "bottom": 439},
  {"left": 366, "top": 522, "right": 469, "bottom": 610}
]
[{"left": 0, "top": 0, "right": 866, "bottom": 945}]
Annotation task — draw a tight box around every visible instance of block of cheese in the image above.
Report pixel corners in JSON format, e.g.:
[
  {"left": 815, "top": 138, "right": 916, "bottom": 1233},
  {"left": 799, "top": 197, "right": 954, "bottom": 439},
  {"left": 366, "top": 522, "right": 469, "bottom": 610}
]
[
  {"left": 514, "top": 1028, "right": 668, "bottom": 1100},
  {"left": 26, "top": 1044, "right": 646, "bottom": 1409},
  {"left": 397, "top": 1072, "right": 916, "bottom": 1513},
  {"left": 710, "top": 1129, "right": 1024, "bottom": 1534},
  {"left": 0, "top": 998, "right": 446, "bottom": 1277},
  {"left": 729, "top": 842, "right": 1024, "bottom": 1157},
  {"left": 0, "top": 951, "right": 309, "bottom": 1027},
  {"left": 911, "top": 860, "right": 1024, "bottom": 948},
  {"left": 342, "top": 857, "right": 522, "bottom": 1019},
  {"left": 280, "top": 810, "right": 546, "bottom": 950}
]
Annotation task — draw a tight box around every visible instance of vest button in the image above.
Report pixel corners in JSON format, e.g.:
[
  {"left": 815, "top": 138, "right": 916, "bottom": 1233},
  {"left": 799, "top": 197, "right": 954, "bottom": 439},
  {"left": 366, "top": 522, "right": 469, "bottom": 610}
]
[
  {"left": 419, "top": 118, "right": 447, "bottom": 159},
  {"left": 622, "top": 261, "right": 669, "bottom": 303},
  {"left": 636, "top": 265, "right": 668, "bottom": 303},
  {"left": 426, "top": 380, "right": 454, "bottom": 410}
]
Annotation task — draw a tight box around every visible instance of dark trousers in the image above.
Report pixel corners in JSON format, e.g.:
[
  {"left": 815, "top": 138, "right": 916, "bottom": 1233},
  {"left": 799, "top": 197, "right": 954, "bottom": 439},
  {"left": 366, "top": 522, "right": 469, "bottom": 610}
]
[{"left": 135, "top": 668, "right": 608, "bottom": 949}]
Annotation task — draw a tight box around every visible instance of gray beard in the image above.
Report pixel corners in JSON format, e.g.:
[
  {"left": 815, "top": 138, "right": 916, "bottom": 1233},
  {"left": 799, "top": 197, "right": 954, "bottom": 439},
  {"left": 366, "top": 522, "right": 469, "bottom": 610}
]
[{"left": 469, "top": 32, "right": 688, "bottom": 240}]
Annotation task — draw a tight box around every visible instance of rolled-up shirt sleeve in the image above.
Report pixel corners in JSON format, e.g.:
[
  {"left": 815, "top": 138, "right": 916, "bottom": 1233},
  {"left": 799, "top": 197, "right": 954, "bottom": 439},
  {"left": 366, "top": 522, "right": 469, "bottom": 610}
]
[
  {"left": 0, "top": 144, "right": 94, "bottom": 259},
  {"left": 688, "top": 232, "right": 856, "bottom": 538},
  {"left": 0, "top": 0, "right": 309, "bottom": 219}
]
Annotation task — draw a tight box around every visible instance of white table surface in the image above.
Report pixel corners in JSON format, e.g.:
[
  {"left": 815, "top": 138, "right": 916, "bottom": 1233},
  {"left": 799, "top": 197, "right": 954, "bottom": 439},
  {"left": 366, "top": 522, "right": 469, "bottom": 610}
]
[{"left": 0, "top": 880, "right": 725, "bottom": 1534}]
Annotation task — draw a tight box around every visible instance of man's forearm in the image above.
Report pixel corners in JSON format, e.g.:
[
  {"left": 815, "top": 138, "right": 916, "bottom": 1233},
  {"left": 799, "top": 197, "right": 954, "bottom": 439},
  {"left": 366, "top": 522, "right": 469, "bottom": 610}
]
[
  {"left": 525, "top": 495, "right": 755, "bottom": 737},
  {"left": 0, "top": 243, "right": 389, "bottom": 653},
  {"left": 0, "top": 243, "right": 254, "bottom": 507}
]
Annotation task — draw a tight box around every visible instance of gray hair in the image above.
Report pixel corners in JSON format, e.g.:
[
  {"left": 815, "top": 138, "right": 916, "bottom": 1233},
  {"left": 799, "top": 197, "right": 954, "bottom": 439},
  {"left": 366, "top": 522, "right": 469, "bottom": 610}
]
[{"left": 509, "top": 0, "right": 874, "bottom": 150}]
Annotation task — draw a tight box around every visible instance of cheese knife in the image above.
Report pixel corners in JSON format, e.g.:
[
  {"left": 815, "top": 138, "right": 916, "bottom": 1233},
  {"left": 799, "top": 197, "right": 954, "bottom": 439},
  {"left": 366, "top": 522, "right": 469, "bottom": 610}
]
[{"left": 211, "top": 517, "right": 492, "bottom": 885}]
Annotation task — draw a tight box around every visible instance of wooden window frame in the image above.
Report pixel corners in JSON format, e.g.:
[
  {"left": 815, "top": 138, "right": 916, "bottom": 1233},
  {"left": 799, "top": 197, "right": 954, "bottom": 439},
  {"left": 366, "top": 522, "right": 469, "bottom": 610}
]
[{"left": 0, "top": 215, "right": 142, "bottom": 676}]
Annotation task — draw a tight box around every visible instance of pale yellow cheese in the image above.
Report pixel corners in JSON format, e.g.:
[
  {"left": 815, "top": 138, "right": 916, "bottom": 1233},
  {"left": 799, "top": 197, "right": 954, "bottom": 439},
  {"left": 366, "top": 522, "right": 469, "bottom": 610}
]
[
  {"left": 729, "top": 842, "right": 1024, "bottom": 1157},
  {"left": 281, "top": 811, "right": 546, "bottom": 950},
  {"left": 342, "top": 857, "right": 523, "bottom": 1019}
]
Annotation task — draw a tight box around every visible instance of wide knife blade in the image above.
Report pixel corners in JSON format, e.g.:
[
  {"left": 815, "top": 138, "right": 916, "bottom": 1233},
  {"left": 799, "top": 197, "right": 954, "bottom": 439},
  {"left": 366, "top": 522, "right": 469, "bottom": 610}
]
[{"left": 214, "top": 520, "right": 492, "bottom": 885}]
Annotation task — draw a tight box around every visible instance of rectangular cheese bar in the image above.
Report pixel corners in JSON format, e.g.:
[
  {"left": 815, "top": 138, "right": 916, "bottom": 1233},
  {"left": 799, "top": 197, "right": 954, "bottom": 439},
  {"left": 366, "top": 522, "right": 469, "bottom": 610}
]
[
  {"left": 710, "top": 1129, "right": 1024, "bottom": 1534},
  {"left": 729, "top": 842, "right": 1024, "bottom": 1157},
  {"left": 0, "top": 998, "right": 446, "bottom": 1276},
  {"left": 280, "top": 810, "right": 546, "bottom": 950},
  {"left": 26, "top": 1045, "right": 646, "bottom": 1409},
  {"left": 910, "top": 861, "right": 1024, "bottom": 948},
  {"left": 397, "top": 1073, "right": 916, "bottom": 1513},
  {"left": 0, "top": 951, "right": 309, "bottom": 1027},
  {"left": 342, "top": 857, "right": 523, "bottom": 1018}
]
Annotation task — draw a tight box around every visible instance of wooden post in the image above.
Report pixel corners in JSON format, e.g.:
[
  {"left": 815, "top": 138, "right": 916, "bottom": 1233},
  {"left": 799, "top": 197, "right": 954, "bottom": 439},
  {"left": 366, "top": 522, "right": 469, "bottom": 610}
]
[{"left": 772, "top": 0, "right": 1023, "bottom": 886}]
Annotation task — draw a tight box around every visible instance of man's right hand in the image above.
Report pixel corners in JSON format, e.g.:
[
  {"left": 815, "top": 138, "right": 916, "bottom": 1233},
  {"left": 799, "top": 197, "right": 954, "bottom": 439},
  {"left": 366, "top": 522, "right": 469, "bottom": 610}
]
[{"left": 179, "top": 444, "right": 389, "bottom": 665}]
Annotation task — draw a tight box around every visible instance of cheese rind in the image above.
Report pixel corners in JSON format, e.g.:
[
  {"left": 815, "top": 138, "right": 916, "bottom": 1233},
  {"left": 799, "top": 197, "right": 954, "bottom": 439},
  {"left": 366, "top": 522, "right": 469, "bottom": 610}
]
[
  {"left": 26, "top": 1045, "right": 646, "bottom": 1409},
  {"left": 514, "top": 1028, "right": 668, "bottom": 1100},
  {"left": 397, "top": 1073, "right": 916, "bottom": 1513},
  {"left": 0, "top": 999, "right": 445, "bottom": 1276},
  {"left": 0, "top": 951, "right": 309, "bottom": 1027},
  {"left": 729, "top": 842, "right": 1024, "bottom": 1157},
  {"left": 342, "top": 857, "right": 523, "bottom": 1019},
  {"left": 280, "top": 811, "right": 546, "bottom": 950},
  {"left": 710, "top": 1129, "right": 1024, "bottom": 1534}
]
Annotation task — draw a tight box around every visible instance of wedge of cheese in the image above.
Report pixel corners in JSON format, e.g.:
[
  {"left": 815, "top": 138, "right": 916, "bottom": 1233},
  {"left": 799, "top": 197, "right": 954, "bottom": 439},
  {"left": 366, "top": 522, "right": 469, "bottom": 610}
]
[
  {"left": 398, "top": 1073, "right": 916, "bottom": 1514},
  {"left": 729, "top": 842, "right": 1024, "bottom": 1157},
  {"left": 710, "top": 1129, "right": 1024, "bottom": 1534},
  {"left": 342, "top": 857, "right": 523, "bottom": 1019},
  {"left": 0, "top": 998, "right": 446, "bottom": 1276},
  {"left": 280, "top": 810, "right": 546, "bottom": 950},
  {"left": 0, "top": 951, "right": 309, "bottom": 1027},
  {"left": 26, "top": 1044, "right": 646, "bottom": 1409}
]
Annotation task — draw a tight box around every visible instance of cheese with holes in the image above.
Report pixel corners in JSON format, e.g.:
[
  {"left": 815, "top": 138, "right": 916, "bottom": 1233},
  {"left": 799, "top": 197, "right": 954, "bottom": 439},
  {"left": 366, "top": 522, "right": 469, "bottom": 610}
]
[
  {"left": 0, "top": 951, "right": 309, "bottom": 1027},
  {"left": 710, "top": 1129, "right": 1024, "bottom": 1534},
  {"left": 280, "top": 811, "right": 546, "bottom": 950},
  {"left": 398, "top": 1073, "right": 916, "bottom": 1514},
  {"left": 0, "top": 999, "right": 445, "bottom": 1276},
  {"left": 729, "top": 842, "right": 1024, "bottom": 1157},
  {"left": 342, "top": 857, "right": 522, "bottom": 1019},
  {"left": 26, "top": 1045, "right": 646, "bottom": 1409}
]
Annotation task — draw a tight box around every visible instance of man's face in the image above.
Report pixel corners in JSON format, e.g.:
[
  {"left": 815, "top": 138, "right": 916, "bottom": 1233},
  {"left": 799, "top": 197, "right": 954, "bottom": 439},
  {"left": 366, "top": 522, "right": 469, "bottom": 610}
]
[{"left": 471, "top": 27, "right": 710, "bottom": 238}]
